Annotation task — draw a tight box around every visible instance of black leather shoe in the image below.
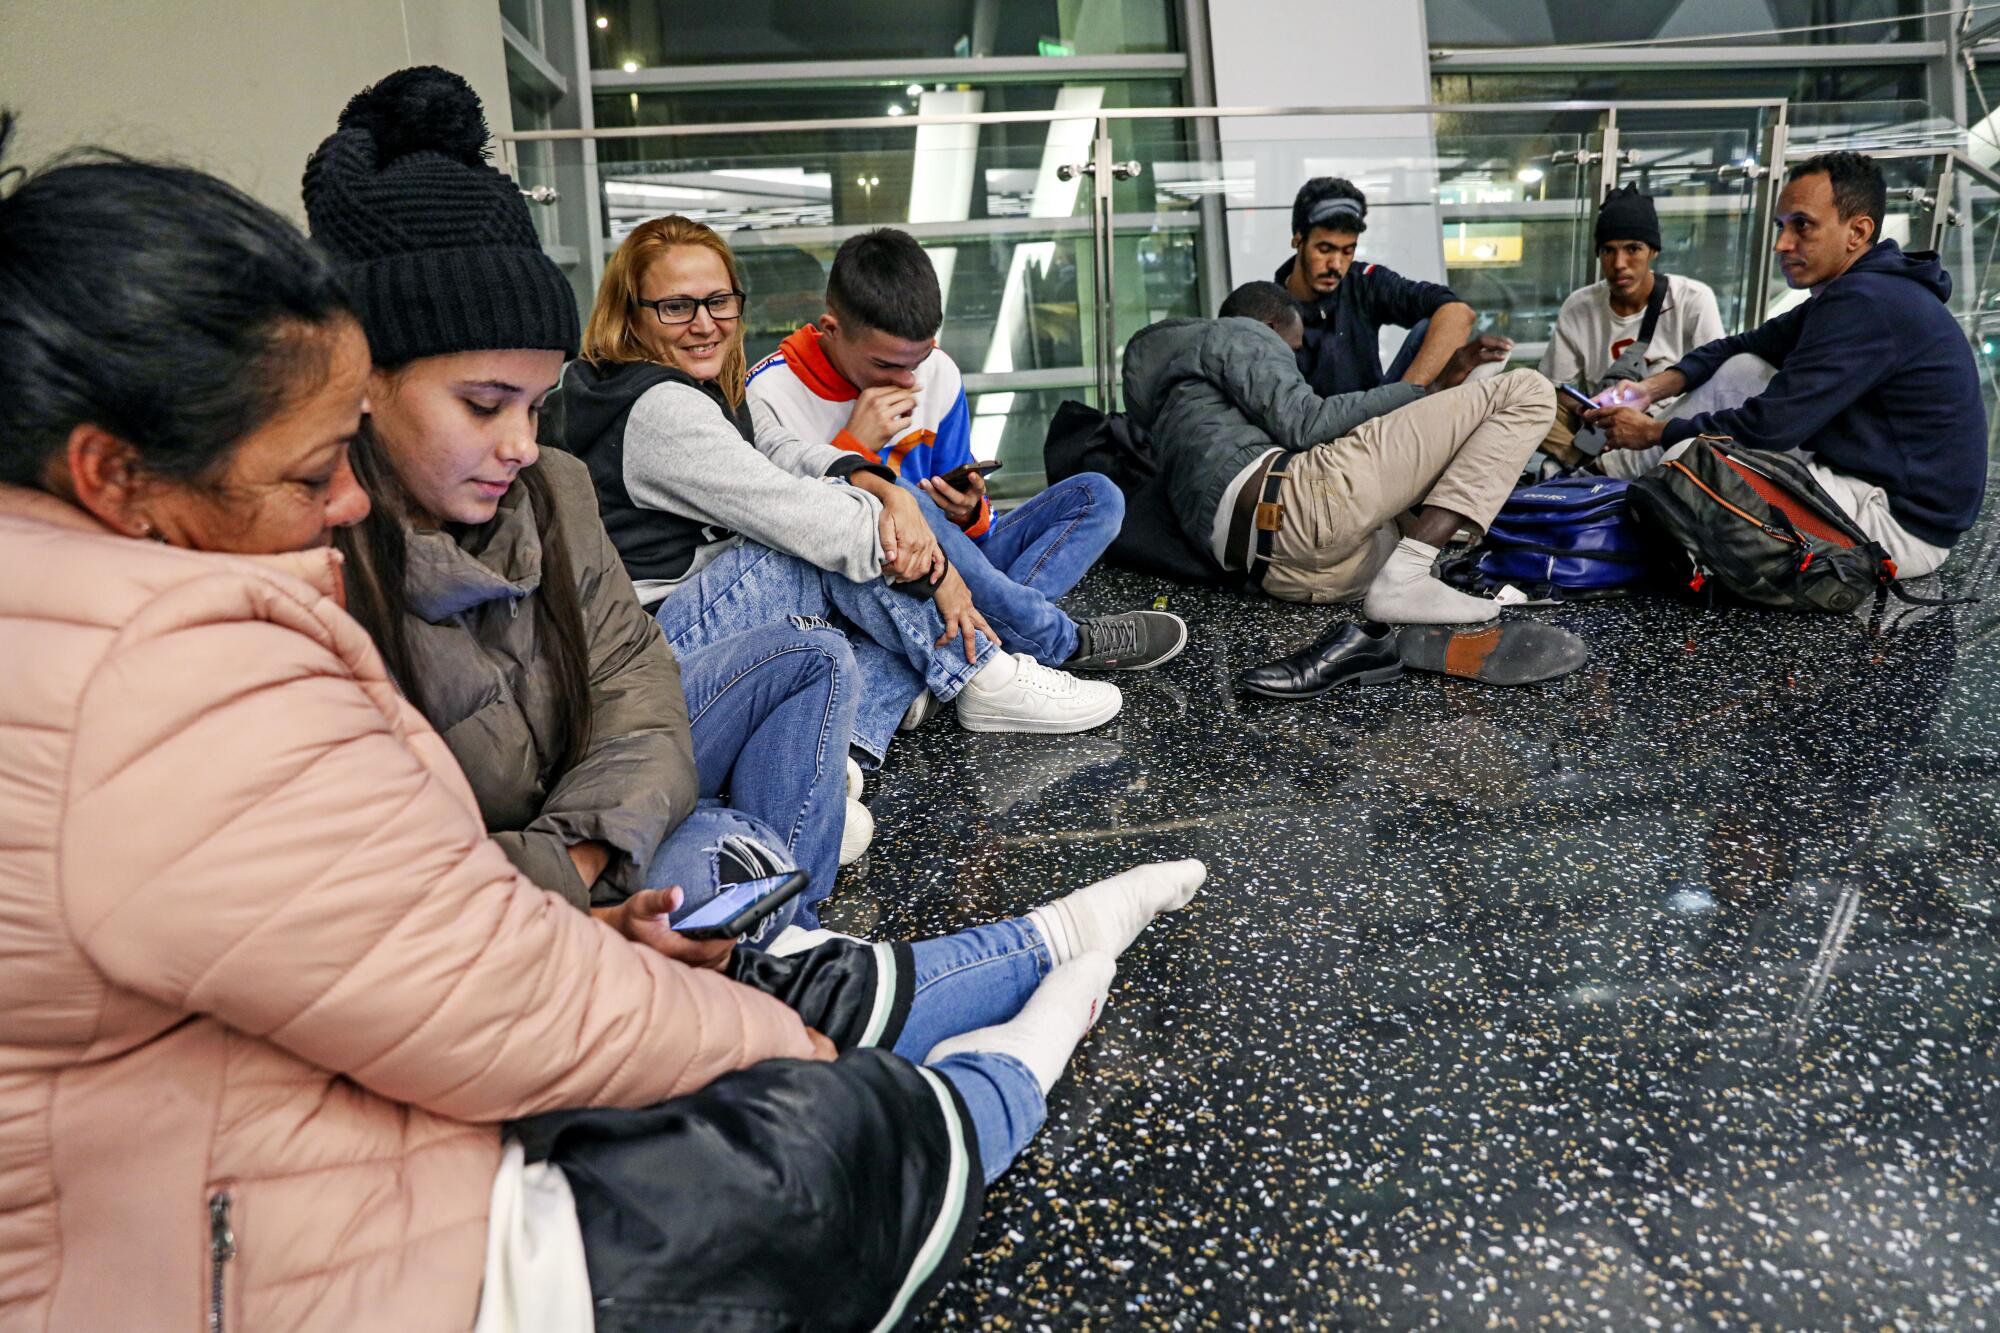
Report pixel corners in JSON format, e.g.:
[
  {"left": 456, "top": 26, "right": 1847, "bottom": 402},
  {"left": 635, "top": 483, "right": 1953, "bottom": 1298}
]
[{"left": 1235, "top": 620, "right": 1403, "bottom": 699}]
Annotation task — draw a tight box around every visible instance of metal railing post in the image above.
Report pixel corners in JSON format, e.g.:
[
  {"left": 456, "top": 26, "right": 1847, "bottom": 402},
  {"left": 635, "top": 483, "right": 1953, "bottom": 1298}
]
[
  {"left": 1749, "top": 103, "right": 1790, "bottom": 327},
  {"left": 1596, "top": 106, "right": 1622, "bottom": 202},
  {"left": 1090, "top": 119, "right": 1120, "bottom": 411},
  {"left": 1178, "top": 0, "right": 1232, "bottom": 322},
  {"left": 1926, "top": 159, "right": 1959, "bottom": 254}
]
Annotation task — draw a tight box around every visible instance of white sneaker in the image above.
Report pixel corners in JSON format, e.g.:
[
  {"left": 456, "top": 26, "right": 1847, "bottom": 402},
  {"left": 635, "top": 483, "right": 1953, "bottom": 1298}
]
[
  {"left": 846, "top": 757, "right": 864, "bottom": 801},
  {"left": 839, "top": 798, "right": 874, "bottom": 866},
  {"left": 954, "top": 653, "right": 1122, "bottom": 735},
  {"left": 899, "top": 691, "right": 941, "bottom": 732}
]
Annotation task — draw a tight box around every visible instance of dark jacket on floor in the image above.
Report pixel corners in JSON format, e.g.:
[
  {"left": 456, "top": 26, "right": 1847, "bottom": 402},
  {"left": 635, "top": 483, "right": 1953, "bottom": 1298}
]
[
  {"left": 1122, "top": 316, "right": 1424, "bottom": 557},
  {"left": 1663, "top": 239, "right": 1987, "bottom": 547},
  {"left": 392, "top": 448, "right": 696, "bottom": 910},
  {"left": 1274, "top": 254, "right": 1461, "bottom": 395},
  {"left": 514, "top": 937, "right": 987, "bottom": 1333}
]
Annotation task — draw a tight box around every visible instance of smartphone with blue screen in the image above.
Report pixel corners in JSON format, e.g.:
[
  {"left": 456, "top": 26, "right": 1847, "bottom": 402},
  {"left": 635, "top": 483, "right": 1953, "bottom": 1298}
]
[
  {"left": 669, "top": 870, "right": 810, "bottom": 941},
  {"left": 1557, "top": 382, "right": 1598, "bottom": 413}
]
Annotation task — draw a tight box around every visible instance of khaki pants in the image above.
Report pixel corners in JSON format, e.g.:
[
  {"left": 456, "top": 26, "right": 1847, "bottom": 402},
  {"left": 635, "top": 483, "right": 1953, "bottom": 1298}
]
[{"left": 1261, "top": 368, "right": 1556, "bottom": 604}]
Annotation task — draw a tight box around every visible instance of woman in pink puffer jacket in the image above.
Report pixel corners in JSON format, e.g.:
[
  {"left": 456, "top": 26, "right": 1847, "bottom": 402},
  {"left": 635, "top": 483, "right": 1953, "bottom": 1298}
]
[{"left": 0, "top": 127, "right": 820, "bottom": 1332}]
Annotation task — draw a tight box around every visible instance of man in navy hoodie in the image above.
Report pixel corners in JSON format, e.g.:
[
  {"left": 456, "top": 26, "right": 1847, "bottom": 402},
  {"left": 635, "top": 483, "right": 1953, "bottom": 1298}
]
[{"left": 1587, "top": 150, "right": 1987, "bottom": 576}]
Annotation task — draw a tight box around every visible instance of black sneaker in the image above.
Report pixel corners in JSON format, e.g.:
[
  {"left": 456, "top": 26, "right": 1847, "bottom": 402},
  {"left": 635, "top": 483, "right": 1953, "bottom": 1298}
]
[{"left": 1064, "top": 610, "right": 1189, "bottom": 672}]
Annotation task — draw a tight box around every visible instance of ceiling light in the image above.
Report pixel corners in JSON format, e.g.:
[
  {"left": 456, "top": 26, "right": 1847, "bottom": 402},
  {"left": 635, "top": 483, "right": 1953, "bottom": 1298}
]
[
  {"left": 906, "top": 83, "right": 924, "bottom": 98},
  {"left": 621, "top": 59, "right": 639, "bottom": 72},
  {"left": 595, "top": 15, "right": 608, "bottom": 28},
  {"left": 886, "top": 104, "right": 906, "bottom": 116},
  {"left": 1515, "top": 166, "right": 1544, "bottom": 185}
]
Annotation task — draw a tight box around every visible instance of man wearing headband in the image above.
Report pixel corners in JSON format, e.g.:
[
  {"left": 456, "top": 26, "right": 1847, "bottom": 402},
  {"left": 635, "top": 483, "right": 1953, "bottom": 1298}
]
[{"left": 1276, "top": 177, "right": 1507, "bottom": 396}]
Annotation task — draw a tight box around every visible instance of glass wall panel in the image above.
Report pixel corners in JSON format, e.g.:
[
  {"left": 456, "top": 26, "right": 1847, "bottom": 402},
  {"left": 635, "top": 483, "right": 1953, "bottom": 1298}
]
[
  {"left": 968, "top": 386, "right": 1100, "bottom": 498},
  {"left": 587, "top": 0, "right": 1176, "bottom": 68},
  {"left": 1427, "top": 0, "right": 1927, "bottom": 49},
  {"left": 498, "top": 0, "right": 539, "bottom": 40},
  {"left": 1614, "top": 107, "right": 1780, "bottom": 336},
  {"left": 1968, "top": 62, "right": 2000, "bottom": 155},
  {"left": 1958, "top": 176, "right": 2000, "bottom": 410},
  {"left": 1431, "top": 119, "right": 1602, "bottom": 349},
  {"left": 592, "top": 79, "right": 1185, "bottom": 153}
]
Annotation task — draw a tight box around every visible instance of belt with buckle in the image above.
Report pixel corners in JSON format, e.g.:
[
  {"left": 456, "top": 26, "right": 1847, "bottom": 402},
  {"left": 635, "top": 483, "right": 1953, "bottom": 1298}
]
[{"left": 1226, "top": 451, "right": 1293, "bottom": 585}]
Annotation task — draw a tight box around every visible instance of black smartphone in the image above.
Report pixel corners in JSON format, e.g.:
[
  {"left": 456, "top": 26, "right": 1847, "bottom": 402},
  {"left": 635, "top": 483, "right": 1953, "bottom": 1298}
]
[
  {"left": 937, "top": 460, "right": 1003, "bottom": 489},
  {"left": 1556, "top": 383, "right": 1598, "bottom": 413},
  {"left": 670, "top": 870, "right": 810, "bottom": 941}
]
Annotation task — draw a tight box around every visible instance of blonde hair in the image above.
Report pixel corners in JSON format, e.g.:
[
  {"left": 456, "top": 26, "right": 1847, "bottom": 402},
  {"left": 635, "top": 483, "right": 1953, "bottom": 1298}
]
[{"left": 581, "top": 215, "right": 749, "bottom": 408}]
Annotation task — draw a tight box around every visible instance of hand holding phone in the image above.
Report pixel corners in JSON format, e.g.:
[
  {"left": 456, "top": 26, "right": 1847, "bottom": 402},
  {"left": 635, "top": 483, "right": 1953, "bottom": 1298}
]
[
  {"left": 669, "top": 870, "right": 811, "bottom": 941},
  {"left": 593, "top": 887, "right": 735, "bottom": 969},
  {"left": 936, "top": 459, "right": 1002, "bottom": 490},
  {"left": 1556, "top": 382, "right": 1598, "bottom": 414}
]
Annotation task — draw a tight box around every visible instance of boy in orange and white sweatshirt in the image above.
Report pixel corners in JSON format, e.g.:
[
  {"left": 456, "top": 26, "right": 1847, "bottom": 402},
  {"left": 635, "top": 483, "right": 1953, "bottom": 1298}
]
[{"left": 748, "top": 227, "right": 1186, "bottom": 674}]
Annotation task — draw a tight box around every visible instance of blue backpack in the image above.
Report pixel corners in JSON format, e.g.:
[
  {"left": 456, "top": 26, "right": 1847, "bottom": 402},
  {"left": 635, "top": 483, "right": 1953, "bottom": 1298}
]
[{"left": 1471, "top": 476, "right": 1653, "bottom": 598}]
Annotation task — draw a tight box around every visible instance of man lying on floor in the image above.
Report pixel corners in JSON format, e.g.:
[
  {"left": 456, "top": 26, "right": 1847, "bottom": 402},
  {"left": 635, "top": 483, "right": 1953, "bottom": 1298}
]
[
  {"left": 1586, "top": 150, "right": 1988, "bottom": 577},
  {"left": 1121, "top": 282, "right": 1555, "bottom": 622}
]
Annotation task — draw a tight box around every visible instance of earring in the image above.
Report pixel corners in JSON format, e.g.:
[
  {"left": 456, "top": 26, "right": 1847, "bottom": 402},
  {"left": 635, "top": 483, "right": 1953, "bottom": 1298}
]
[{"left": 134, "top": 519, "right": 161, "bottom": 541}]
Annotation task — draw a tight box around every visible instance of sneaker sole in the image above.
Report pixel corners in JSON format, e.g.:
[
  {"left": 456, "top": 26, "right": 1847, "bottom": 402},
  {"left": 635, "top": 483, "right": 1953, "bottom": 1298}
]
[
  {"left": 955, "top": 691, "right": 1124, "bottom": 734},
  {"left": 898, "top": 692, "right": 942, "bottom": 732}
]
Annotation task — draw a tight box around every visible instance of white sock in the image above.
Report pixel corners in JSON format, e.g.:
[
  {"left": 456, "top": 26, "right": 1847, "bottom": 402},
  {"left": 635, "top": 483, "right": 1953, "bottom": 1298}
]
[
  {"left": 1027, "top": 859, "right": 1206, "bottom": 965},
  {"left": 925, "top": 953, "right": 1116, "bottom": 1095},
  {"left": 1362, "top": 536, "right": 1500, "bottom": 625},
  {"left": 968, "top": 651, "right": 1020, "bottom": 693}
]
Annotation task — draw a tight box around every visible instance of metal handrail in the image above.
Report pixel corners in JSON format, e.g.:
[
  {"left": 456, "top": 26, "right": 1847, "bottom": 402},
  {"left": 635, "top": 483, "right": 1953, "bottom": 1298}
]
[{"left": 499, "top": 98, "right": 1790, "bottom": 142}]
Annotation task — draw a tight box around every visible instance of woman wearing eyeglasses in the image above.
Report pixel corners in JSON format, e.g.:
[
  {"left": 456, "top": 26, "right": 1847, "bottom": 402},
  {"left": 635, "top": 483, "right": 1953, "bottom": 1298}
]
[{"left": 553, "top": 215, "right": 1123, "bottom": 793}]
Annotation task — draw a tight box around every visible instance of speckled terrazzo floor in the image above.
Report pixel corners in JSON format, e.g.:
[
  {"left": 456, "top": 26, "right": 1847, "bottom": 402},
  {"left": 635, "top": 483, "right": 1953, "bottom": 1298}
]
[{"left": 823, "top": 477, "right": 2000, "bottom": 1333}]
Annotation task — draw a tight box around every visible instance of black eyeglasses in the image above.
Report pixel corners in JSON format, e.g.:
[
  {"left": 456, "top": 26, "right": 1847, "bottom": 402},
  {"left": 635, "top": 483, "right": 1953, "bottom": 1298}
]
[{"left": 637, "top": 291, "right": 747, "bottom": 325}]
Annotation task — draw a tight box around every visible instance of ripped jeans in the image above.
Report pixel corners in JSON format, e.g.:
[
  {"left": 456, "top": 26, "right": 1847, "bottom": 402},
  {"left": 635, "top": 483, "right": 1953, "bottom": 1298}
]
[
  {"left": 643, "top": 620, "right": 860, "bottom": 935},
  {"left": 644, "top": 803, "right": 801, "bottom": 946}
]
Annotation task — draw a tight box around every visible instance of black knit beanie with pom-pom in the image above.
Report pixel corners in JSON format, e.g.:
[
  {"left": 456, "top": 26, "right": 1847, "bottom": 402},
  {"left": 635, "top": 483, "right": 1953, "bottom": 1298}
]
[{"left": 302, "top": 66, "right": 578, "bottom": 365}]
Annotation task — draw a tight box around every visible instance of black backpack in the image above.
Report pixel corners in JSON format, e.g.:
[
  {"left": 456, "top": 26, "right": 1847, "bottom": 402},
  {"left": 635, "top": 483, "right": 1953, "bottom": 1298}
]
[
  {"left": 1625, "top": 437, "right": 1953, "bottom": 613},
  {"left": 1042, "top": 399, "right": 1238, "bottom": 587}
]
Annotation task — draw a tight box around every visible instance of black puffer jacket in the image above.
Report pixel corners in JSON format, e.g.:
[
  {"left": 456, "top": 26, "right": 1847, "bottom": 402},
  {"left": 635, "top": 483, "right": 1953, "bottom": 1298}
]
[
  {"left": 515, "top": 937, "right": 987, "bottom": 1332},
  {"left": 1121, "top": 316, "right": 1424, "bottom": 553}
]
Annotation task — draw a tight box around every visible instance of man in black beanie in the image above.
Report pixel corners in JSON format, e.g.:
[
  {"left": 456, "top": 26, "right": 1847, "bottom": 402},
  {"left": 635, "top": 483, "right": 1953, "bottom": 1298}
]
[{"left": 1540, "top": 184, "right": 1723, "bottom": 418}]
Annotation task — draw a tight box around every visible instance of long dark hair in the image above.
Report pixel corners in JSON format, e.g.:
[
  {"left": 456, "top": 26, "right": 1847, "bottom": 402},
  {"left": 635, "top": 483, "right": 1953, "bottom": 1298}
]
[
  {"left": 0, "top": 112, "right": 355, "bottom": 488},
  {"left": 337, "top": 420, "right": 595, "bottom": 779}
]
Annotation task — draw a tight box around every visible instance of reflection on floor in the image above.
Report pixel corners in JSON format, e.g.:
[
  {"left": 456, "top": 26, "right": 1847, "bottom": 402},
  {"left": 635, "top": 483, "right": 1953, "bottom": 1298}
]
[{"left": 825, "top": 494, "right": 2000, "bottom": 1331}]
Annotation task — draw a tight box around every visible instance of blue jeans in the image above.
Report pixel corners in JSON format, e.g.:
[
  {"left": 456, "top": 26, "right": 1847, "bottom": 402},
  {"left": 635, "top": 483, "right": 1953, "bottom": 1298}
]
[
  {"left": 653, "top": 542, "right": 997, "bottom": 764},
  {"left": 893, "top": 916, "right": 1054, "bottom": 1184},
  {"left": 642, "top": 621, "right": 857, "bottom": 930},
  {"left": 908, "top": 473, "right": 1125, "bottom": 665}
]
